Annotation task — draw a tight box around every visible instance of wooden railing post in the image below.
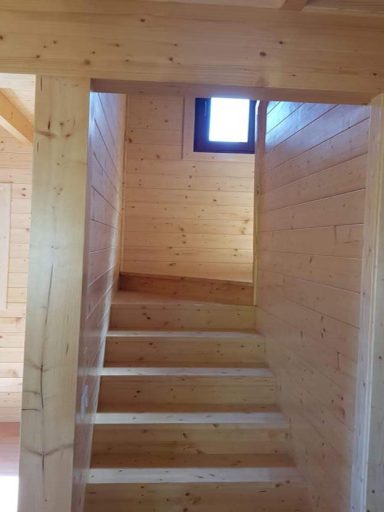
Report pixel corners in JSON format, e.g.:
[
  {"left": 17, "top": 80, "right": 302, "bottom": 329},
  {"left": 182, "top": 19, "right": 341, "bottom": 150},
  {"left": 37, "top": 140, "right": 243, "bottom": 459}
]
[
  {"left": 18, "top": 76, "right": 90, "bottom": 512},
  {"left": 351, "top": 93, "right": 384, "bottom": 512}
]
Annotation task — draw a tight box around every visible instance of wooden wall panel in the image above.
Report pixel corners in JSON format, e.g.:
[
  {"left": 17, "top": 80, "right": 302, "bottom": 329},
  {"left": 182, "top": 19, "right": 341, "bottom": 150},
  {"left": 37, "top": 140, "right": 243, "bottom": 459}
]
[
  {"left": 351, "top": 94, "right": 384, "bottom": 512},
  {"left": 72, "top": 92, "right": 126, "bottom": 511},
  {"left": 0, "top": 127, "right": 32, "bottom": 423},
  {"left": 256, "top": 101, "right": 370, "bottom": 512},
  {"left": 121, "top": 95, "right": 254, "bottom": 282}
]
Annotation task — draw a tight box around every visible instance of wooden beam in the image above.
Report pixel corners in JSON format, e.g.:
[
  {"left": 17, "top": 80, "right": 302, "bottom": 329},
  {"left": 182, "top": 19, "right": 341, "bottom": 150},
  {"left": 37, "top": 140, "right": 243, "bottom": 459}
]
[
  {"left": 280, "top": 0, "right": 308, "bottom": 9},
  {"left": 92, "top": 79, "right": 371, "bottom": 105},
  {"left": 0, "top": 91, "right": 33, "bottom": 144},
  {"left": 18, "top": 76, "right": 90, "bottom": 512},
  {"left": 351, "top": 93, "right": 384, "bottom": 512},
  {"left": 0, "top": 2, "right": 383, "bottom": 101}
]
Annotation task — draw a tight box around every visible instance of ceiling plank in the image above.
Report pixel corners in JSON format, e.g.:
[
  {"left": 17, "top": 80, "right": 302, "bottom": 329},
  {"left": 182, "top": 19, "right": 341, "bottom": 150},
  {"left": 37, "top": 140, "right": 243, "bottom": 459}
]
[{"left": 0, "top": 91, "right": 34, "bottom": 144}]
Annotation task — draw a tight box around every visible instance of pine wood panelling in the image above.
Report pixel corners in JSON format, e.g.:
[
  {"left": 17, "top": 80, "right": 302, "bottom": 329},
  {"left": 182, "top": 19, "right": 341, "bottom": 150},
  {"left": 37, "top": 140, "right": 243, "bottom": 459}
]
[
  {"left": 0, "top": 183, "right": 11, "bottom": 309},
  {"left": 0, "top": 3, "right": 384, "bottom": 102},
  {"left": 351, "top": 94, "right": 384, "bottom": 512},
  {"left": 261, "top": 118, "right": 369, "bottom": 192},
  {"left": 72, "top": 92, "right": 126, "bottom": 512},
  {"left": 256, "top": 101, "right": 370, "bottom": 512},
  {"left": 122, "top": 95, "right": 254, "bottom": 282},
  {"left": 0, "top": 127, "right": 32, "bottom": 423}
]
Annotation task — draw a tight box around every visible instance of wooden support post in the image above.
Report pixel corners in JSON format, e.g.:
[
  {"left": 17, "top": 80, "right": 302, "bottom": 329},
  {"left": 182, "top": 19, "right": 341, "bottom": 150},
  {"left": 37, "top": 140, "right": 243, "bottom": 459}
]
[
  {"left": 253, "top": 101, "right": 268, "bottom": 305},
  {"left": 352, "top": 94, "right": 384, "bottom": 512},
  {"left": 18, "top": 76, "right": 90, "bottom": 512},
  {"left": 0, "top": 91, "right": 33, "bottom": 144}
]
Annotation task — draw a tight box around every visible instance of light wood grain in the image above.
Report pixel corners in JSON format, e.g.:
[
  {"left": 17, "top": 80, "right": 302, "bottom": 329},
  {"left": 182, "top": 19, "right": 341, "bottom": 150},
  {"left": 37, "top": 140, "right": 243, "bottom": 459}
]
[
  {"left": 351, "top": 94, "right": 384, "bottom": 512},
  {"left": 72, "top": 92, "right": 126, "bottom": 512},
  {"left": 119, "top": 273, "right": 253, "bottom": 304},
  {"left": 256, "top": 100, "right": 369, "bottom": 512},
  {"left": 122, "top": 94, "right": 254, "bottom": 282},
  {"left": 105, "top": 330, "right": 264, "bottom": 367},
  {"left": 0, "top": 91, "right": 33, "bottom": 144},
  {"left": 281, "top": 0, "right": 308, "bottom": 9},
  {"left": 0, "top": 3, "right": 383, "bottom": 101},
  {"left": 0, "top": 124, "right": 33, "bottom": 422},
  {"left": 0, "top": 183, "right": 11, "bottom": 310},
  {"left": 18, "top": 76, "right": 90, "bottom": 512}
]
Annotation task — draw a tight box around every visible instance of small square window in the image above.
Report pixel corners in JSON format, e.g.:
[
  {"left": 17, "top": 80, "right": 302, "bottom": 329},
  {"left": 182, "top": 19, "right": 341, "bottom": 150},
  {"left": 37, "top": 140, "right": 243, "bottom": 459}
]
[{"left": 194, "top": 97, "right": 256, "bottom": 154}]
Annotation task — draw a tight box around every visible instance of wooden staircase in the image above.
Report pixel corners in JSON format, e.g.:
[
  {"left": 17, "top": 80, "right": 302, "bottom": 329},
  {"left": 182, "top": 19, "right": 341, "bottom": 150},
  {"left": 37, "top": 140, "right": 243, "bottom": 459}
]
[{"left": 85, "top": 291, "right": 310, "bottom": 511}]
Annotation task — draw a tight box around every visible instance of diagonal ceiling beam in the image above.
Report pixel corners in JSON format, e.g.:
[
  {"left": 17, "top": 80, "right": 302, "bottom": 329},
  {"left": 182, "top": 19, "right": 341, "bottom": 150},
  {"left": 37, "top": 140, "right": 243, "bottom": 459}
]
[{"left": 0, "top": 91, "right": 33, "bottom": 144}]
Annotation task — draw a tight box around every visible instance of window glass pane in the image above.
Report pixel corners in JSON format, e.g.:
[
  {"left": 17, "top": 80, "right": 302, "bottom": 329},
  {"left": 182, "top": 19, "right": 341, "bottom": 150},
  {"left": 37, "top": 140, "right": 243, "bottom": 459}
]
[{"left": 209, "top": 98, "right": 250, "bottom": 143}]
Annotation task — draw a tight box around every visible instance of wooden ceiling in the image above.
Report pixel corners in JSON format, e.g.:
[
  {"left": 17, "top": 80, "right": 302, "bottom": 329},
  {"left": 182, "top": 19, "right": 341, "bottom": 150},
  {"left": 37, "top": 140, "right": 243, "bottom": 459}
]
[
  {"left": 0, "top": 74, "right": 35, "bottom": 122},
  {"left": 0, "top": 73, "right": 35, "bottom": 143}
]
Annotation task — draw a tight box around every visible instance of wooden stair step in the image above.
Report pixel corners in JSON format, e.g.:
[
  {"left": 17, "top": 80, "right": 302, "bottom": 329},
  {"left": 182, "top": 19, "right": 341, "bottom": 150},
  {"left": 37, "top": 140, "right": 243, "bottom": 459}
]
[
  {"left": 94, "top": 411, "right": 287, "bottom": 424},
  {"left": 91, "top": 453, "right": 294, "bottom": 469},
  {"left": 85, "top": 468, "right": 310, "bottom": 512},
  {"left": 105, "top": 330, "right": 265, "bottom": 367},
  {"left": 119, "top": 273, "right": 254, "bottom": 305},
  {"left": 100, "top": 367, "right": 272, "bottom": 377},
  {"left": 91, "top": 412, "right": 290, "bottom": 465},
  {"left": 95, "top": 403, "right": 280, "bottom": 413},
  {"left": 110, "top": 292, "right": 256, "bottom": 330},
  {"left": 98, "top": 367, "right": 276, "bottom": 411},
  {"left": 87, "top": 465, "right": 301, "bottom": 484}
]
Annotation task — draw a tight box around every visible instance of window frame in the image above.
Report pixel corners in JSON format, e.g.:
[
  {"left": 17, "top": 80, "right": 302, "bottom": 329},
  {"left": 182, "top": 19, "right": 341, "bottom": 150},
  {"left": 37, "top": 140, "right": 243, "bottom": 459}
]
[{"left": 193, "top": 97, "right": 256, "bottom": 154}]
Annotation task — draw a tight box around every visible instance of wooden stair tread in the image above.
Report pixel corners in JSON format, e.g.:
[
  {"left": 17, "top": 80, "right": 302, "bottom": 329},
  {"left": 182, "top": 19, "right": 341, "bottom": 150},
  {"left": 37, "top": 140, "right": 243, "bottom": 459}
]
[
  {"left": 107, "top": 330, "right": 262, "bottom": 339},
  {"left": 91, "top": 453, "right": 294, "bottom": 469},
  {"left": 89, "top": 286, "right": 309, "bottom": 510},
  {"left": 94, "top": 411, "right": 287, "bottom": 425},
  {"left": 105, "top": 330, "right": 266, "bottom": 367},
  {"left": 100, "top": 367, "right": 272, "bottom": 377},
  {"left": 96, "top": 404, "right": 280, "bottom": 413},
  {"left": 88, "top": 466, "right": 303, "bottom": 484},
  {"left": 112, "top": 291, "right": 254, "bottom": 309}
]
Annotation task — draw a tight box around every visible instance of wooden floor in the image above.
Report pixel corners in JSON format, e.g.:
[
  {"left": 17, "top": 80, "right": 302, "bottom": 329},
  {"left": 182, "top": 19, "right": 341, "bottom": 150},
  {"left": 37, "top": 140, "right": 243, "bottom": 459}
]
[
  {"left": 0, "top": 423, "right": 19, "bottom": 512},
  {"left": 85, "top": 290, "right": 311, "bottom": 511},
  {"left": 0, "top": 423, "right": 19, "bottom": 476}
]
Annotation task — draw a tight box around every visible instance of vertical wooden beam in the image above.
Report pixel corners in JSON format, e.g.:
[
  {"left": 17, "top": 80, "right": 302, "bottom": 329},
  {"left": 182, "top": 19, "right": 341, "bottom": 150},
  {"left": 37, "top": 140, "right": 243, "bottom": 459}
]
[
  {"left": 253, "top": 101, "right": 268, "bottom": 305},
  {"left": 352, "top": 93, "right": 384, "bottom": 512},
  {"left": 18, "top": 76, "right": 90, "bottom": 512}
]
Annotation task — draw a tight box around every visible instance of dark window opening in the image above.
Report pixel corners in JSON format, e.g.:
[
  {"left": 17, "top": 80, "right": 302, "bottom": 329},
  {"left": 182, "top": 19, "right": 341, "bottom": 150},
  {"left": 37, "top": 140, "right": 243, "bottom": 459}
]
[{"left": 194, "top": 97, "right": 256, "bottom": 154}]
